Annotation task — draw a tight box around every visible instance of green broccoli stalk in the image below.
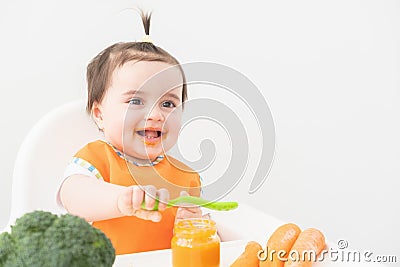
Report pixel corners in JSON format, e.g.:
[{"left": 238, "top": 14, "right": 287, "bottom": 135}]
[{"left": 0, "top": 211, "right": 115, "bottom": 267}]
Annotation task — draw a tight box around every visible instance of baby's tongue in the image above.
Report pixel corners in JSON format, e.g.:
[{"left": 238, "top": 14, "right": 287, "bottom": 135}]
[{"left": 145, "top": 130, "right": 158, "bottom": 137}]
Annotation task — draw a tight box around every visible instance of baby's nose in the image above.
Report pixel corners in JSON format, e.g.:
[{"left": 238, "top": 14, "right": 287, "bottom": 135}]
[{"left": 146, "top": 106, "right": 165, "bottom": 121}]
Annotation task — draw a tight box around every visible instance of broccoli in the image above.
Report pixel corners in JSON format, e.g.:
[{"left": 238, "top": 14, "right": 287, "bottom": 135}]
[
  {"left": 0, "top": 232, "right": 13, "bottom": 266},
  {"left": 0, "top": 210, "right": 115, "bottom": 267}
]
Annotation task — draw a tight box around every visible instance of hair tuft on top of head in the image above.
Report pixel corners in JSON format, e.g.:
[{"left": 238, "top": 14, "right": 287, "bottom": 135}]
[
  {"left": 140, "top": 10, "right": 152, "bottom": 36},
  {"left": 86, "top": 9, "right": 188, "bottom": 114}
]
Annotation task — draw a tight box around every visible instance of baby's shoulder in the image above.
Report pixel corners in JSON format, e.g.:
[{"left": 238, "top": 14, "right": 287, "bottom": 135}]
[
  {"left": 84, "top": 139, "right": 108, "bottom": 149},
  {"left": 75, "top": 140, "right": 110, "bottom": 157}
]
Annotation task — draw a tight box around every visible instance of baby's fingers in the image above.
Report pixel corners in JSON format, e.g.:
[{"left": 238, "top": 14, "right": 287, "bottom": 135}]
[
  {"left": 117, "top": 187, "right": 135, "bottom": 216},
  {"left": 133, "top": 209, "right": 162, "bottom": 222},
  {"left": 180, "top": 190, "right": 189, "bottom": 197},
  {"left": 176, "top": 206, "right": 202, "bottom": 220},
  {"left": 144, "top": 185, "right": 157, "bottom": 210},
  {"left": 131, "top": 186, "right": 145, "bottom": 210},
  {"left": 157, "top": 188, "right": 170, "bottom": 211}
]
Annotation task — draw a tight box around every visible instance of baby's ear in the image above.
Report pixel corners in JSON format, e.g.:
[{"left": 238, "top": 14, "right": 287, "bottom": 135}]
[{"left": 91, "top": 102, "right": 104, "bottom": 131}]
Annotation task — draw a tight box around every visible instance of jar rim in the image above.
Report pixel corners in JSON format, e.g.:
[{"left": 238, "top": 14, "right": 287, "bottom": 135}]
[{"left": 174, "top": 218, "right": 217, "bottom": 235}]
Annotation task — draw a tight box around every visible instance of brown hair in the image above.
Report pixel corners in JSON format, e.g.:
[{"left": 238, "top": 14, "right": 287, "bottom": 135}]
[{"left": 86, "top": 10, "right": 187, "bottom": 113}]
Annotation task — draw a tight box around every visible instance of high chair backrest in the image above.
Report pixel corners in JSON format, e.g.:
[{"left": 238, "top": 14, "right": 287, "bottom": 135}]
[{"left": 8, "top": 100, "right": 101, "bottom": 226}]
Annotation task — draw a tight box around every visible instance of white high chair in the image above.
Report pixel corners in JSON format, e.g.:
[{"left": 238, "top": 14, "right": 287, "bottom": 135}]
[
  {"left": 6, "top": 100, "right": 101, "bottom": 228},
  {"left": 5, "top": 99, "right": 283, "bottom": 244}
]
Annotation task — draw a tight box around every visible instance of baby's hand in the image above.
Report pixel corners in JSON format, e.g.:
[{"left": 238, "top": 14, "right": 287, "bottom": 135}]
[
  {"left": 117, "top": 185, "right": 169, "bottom": 222},
  {"left": 175, "top": 191, "right": 202, "bottom": 221}
]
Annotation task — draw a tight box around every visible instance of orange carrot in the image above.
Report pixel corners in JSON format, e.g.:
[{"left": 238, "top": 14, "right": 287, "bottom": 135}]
[
  {"left": 259, "top": 223, "right": 301, "bottom": 267},
  {"left": 283, "top": 228, "right": 325, "bottom": 267},
  {"left": 230, "top": 241, "right": 262, "bottom": 267}
]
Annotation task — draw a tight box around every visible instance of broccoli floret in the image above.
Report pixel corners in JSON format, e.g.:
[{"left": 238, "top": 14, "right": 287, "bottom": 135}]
[
  {"left": 11, "top": 210, "right": 57, "bottom": 240},
  {"left": 5, "top": 211, "right": 58, "bottom": 267},
  {"left": 44, "top": 214, "right": 115, "bottom": 267},
  {"left": 0, "top": 211, "right": 115, "bottom": 267},
  {"left": 0, "top": 232, "right": 13, "bottom": 265}
]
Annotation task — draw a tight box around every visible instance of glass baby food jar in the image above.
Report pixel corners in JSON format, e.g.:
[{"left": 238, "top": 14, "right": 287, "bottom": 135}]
[{"left": 171, "top": 218, "right": 220, "bottom": 267}]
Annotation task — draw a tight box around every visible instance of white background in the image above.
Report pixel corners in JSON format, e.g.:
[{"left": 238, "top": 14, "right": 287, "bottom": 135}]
[{"left": 0, "top": 0, "right": 399, "bottom": 262}]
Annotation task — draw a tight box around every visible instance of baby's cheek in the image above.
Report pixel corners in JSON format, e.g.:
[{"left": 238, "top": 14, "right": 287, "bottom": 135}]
[
  {"left": 169, "top": 129, "right": 180, "bottom": 143},
  {"left": 166, "top": 109, "right": 182, "bottom": 127},
  {"left": 164, "top": 123, "right": 180, "bottom": 143}
]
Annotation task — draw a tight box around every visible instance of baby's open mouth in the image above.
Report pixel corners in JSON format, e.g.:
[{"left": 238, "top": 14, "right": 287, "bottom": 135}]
[{"left": 136, "top": 130, "right": 162, "bottom": 139}]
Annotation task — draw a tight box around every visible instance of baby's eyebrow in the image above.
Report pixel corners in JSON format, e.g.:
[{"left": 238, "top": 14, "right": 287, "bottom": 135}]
[
  {"left": 123, "top": 90, "right": 142, "bottom": 96},
  {"left": 122, "top": 89, "right": 181, "bottom": 101},
  {"left": 164, "top": 92, "right": 181, "bottom": 102}
]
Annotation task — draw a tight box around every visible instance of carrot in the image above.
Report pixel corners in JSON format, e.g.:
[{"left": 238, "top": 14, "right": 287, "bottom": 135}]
[
  {"left": 283, "top": 228, "right": 325, "bottom": 267},
  {"left": 259, "top": 223, "right": 301, "bottom": 267},
  {"left": 230, "top": 241, "right": 262, "bottom": 267}
]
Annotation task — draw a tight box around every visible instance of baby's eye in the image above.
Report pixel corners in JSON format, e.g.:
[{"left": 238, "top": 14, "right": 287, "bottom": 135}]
[
  {"left": 161, "top": 101, "right": 176, "bottom": 108},
  {"left": 129, "top": 98, "right": 143, "bottom": 105}
]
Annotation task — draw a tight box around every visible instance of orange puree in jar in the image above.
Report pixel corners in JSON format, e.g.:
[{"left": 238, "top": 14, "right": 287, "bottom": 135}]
[{"left": 171, "top": 218, "right": 220, "bottom": 267}]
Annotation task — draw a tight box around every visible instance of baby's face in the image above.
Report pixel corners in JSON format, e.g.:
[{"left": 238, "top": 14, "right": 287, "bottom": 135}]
[{"left": 93, "top": 60, "right": 184, "bottom": 162}]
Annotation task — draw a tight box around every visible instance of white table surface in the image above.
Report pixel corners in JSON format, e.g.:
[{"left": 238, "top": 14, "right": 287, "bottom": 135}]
[
  {"left": 113, "top": 204, "right": 390, "bottom": 267},
  {"left": 114, "top": 240, "right": 246, "bottom": 267},
  {"left": 113, "top": 239, "right": 388, "bottom": 267}
]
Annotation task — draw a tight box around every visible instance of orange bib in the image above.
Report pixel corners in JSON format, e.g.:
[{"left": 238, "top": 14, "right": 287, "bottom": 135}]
[{"left": 74, "top": 140, "right": 201, "bottom": 255}]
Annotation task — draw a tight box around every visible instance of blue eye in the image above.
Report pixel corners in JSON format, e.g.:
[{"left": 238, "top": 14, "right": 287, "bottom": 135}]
[
  {"left": 129, "top": 98, "right": 143, "bottom": 105},
  {"left": 162, "top": 101, "right": 176, "bottom": 108}
]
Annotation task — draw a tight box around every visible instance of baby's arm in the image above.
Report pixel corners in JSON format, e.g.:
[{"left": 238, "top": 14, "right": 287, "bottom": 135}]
[{"left": 59, "top": 174, "right": 168, "bottom": 222}]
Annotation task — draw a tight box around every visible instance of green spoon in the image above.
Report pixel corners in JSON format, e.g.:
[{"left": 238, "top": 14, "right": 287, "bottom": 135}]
[{"left": 141, "top": 196, "right": 238, "bottom": 211}]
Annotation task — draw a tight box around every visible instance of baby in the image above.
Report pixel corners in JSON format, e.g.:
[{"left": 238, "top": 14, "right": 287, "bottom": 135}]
[{"left": 58, "top": 11, "right": 202, "bottom": 255}]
